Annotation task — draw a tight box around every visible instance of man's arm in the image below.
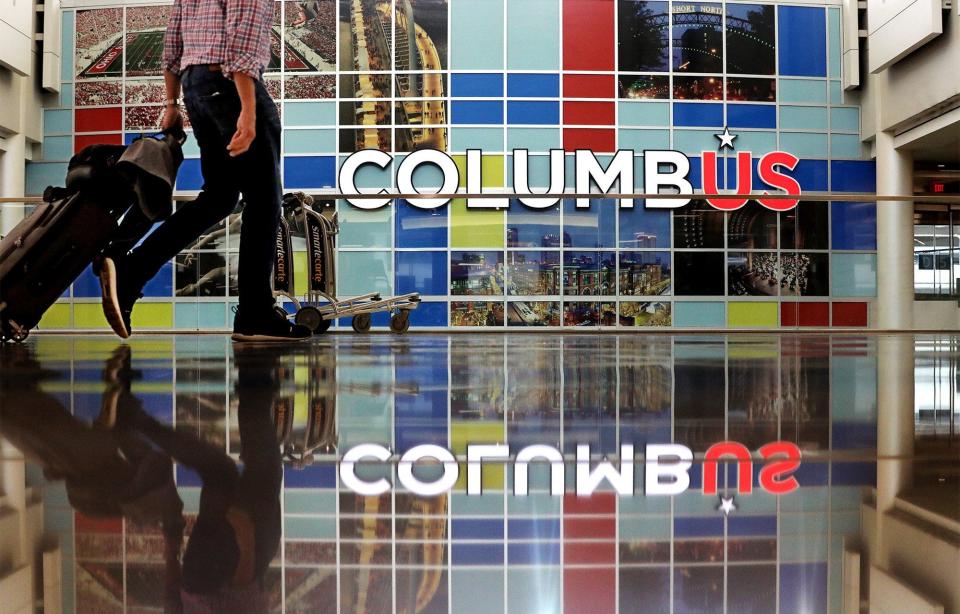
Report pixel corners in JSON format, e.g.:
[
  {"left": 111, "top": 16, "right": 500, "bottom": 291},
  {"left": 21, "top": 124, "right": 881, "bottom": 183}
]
[
  {"left": 227, "top": 73, "right": 257, "bottom": 157},
  {"left": 160, "top": 0, "right": 183, "bottom": 131},
  {"left": 160, "top": 69, "right": 182, "bottom": 131}
]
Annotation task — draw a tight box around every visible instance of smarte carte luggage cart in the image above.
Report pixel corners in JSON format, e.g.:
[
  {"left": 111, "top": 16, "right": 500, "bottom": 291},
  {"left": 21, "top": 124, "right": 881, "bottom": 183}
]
[{"left": 274, "top": 192, "right": 420, "bottom": 333}]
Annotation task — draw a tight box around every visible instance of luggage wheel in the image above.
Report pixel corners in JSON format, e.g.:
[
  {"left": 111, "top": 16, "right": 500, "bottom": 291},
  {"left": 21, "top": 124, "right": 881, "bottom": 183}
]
[
  {"left": 2, "top": 321, "right": 29, "bottom": 343},
  {"left": 351, "top": 313, "right": 372, "bottom": 333},
  {"left": 295, "top": 306, "right": 330, "bottom": 334},
  {"left": 390, "top": 310, "right": 410, "bottom": 334}
]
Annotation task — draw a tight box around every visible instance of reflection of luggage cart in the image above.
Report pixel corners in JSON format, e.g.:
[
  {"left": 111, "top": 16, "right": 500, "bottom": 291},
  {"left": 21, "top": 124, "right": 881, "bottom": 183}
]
[
  {"left": 274, "top": 192, "right": 420, "bottom": 333},
  {"left": 273, "top": 349, "right": 337, "bottom": 468}
]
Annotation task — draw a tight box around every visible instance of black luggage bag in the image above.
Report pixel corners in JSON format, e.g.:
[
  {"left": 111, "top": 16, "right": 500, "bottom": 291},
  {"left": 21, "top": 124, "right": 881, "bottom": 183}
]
[{"left": 0, "top": 127, "right": 186, "bottom": 342}]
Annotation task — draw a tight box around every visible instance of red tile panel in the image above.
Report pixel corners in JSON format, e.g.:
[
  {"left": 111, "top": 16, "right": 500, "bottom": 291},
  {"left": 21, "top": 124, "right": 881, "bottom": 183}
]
[
  {"left": 563, "top": 74, "right": 617, "bottom": 98},
  {"left": 563, "top": 128, "right": 616, "bottom": 152},
  {"left": 563, "top": 0, "right": 615, "bottom": 71},
  {"left": 832, "top": 302, "right": 868, "bottom": 327},
  {"left": 563, "top": 493, "right": 615, "bottom": 514},
  {"left": 75, "top": 107, "right": 122, "bottom": 133},
  {"left": 74, "top": 133, "right": 123, "bottom": 153},
  {"left": 563, "top": 101, "right": 616, "bottom": 125}
]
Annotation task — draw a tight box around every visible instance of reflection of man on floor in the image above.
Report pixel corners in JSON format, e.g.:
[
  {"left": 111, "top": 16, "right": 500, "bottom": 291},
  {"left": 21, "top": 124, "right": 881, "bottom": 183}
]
[{"left": 115, "top": 346, "right": 284, "bottom": 611}]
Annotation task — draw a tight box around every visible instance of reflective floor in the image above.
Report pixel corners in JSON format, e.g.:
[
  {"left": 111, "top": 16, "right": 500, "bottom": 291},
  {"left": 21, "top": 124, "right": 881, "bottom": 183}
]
[{"left": 1, "top": 334, "right": 958, "bottom": 613}]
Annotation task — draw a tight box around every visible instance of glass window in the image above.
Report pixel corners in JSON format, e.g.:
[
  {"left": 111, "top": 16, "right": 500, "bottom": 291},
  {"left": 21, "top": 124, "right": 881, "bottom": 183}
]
[
  {"left": 619, "top": 251, "right": 671, "bottom": 296},
  {"left": 673, "top": 201, "right": 725, "bottom": 248},
  {"left": 563, "top": 251, "right": 616, "bottom": 296},
  {"left": 507, "top": 252, "right": 561, "bottom": 295},
  {"left": 728, "top": 203, "right": 777, "bottom": 249},
  {"left": 620, "top": 205, "right": 671, "bottom": 248},
  {"left": 673, "top": 76, "right": 723, "bottom": 100},
  {"left": 451, "top": 301, "right": 504, "bottom": 326},
  {"left": 562, "top": 199, "right": 617, "bottom": 248},
  {"left": 779, "top": 252, "right": 830, "bottom": 296},
  {"left": 618, "top": 1, "right": 670, "bottom": 72},
  {"left": 913, "top": 207, "right": 953, "bottom": 297},
  {"left": 396, "top": 200, "right": 448, "bottom": 248},
  {"left": 618, "top": 75, "right": 671, "bottom": 99},
  {"left": 725, "top": 77, "right": 776, "bottom": 102},
  {"left": 508, "top": 201, "right": 564, "bottom": 247},
  {"left": 508, "top": 301, "right": 561, "bottom": 326},
  {"left": 728, "top": 252, "right": 779, "bottom": 296},
  {"left": 781, "top": 201, "right": 828, "bottom": 250},
  {"left": 674, "top": 251, "right": 725, "bottom": 295},
  {"left": 619, "top": 301, "right": 672, "bottom": 326},
  {"left": 672, "top": 2, "right": 724, "bottom": 73},
  {"left": 451, "top": 251, "right": 505, "bottom": 295},
  {"left": 563, "top": 302, "right": 600, "bottom": 326},
  {"left": 725, "top": 4, "right": 775, "bottom": 75}
]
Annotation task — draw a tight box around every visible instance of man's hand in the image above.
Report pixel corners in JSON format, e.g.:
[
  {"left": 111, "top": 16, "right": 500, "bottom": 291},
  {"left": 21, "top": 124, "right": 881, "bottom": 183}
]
[
  {"left": 227, "top": 108, "right": 256, "bottom": 157},
  {"left": 228, "top": 73, "right": 258, "bottom": 157},
  {"left": 160, "top": 105, "right": 181, "bottom": 131}
]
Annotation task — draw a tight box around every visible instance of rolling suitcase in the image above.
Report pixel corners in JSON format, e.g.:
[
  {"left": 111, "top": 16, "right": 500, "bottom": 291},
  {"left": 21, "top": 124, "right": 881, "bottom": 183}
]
[{"left": 0, "top": 128, "right": 185, "bottom": 342}]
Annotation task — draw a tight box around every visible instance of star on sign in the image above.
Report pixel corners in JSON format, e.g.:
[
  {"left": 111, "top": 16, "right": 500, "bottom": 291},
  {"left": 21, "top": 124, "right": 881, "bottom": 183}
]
[
  {"left": 717, "top": 495, "right": 738, "bottom": 515},
  {"left": 714, "top": 127, "right": 737, "bottom": 150}
]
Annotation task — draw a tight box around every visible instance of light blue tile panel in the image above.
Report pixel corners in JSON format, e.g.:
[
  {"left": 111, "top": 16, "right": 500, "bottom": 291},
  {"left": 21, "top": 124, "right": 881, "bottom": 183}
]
[
  {"left": 831, "top": 134, "right": 865, "bottom": 159},
  {"left": 451, "top": 0, "right": 505, "bottom": 69},
  {"left": 620, "top": 516, "right": 672, "bottom": 540},
  {"left": 780, "top": 534, "right": 829, "bottom": 562},
  {"left": 25, "top": 162, "right": 68, "bottom": 196},
  {"left": 198, "top": 302, "right": 227, "bottom": 328},
  {"left": 673, "top": 129, "right": 717, "bottom": 155},
  {"left": 734, "top": 131, "right": 778, "bottom": 155},
  {"left": 507, "top": 128, "right": 561, "bottom": 151},
  {"left": 508, "top": 568, "right": 561, "bottom": 612},
  {"left": 285, "top": 489, "right": 337, "bottom": 514},
  {"left": 60, "top": 10, "right": 74, "bottom": 82},
  {"left": 828, "top": 7, "right": 842, "bottom": 79},
  {"left": 44, "top": 109, "right": 72, "bottom": 134},
  {"left": 283, "top": 101, "right": 336, "bottom": 126},
  {"left": 59, "top": 83, "right": 74, "bottom": 108},
  {"left": 284, "top": 129, "right": 336, "bottom": 153},
  {"left": 174, "top": 303, "right": 198, "bottom": 330},
  {"left": 452, "top": 570, "right": 505, "bottom": 614},
  {"left": 831, "top": 107, "right": 860, "bottom": 132},
  {"left": 830, "top": 80, "right": 843, "bottom": 104},
  {"left": 779, "top": 133, "right": 829, "bottom": 159},
  {"left": 338, "top": 204, "right": 392, "bottom": 248},
  {"left": 338, "top": 251, "right": 393, "bottom": 296},
  {"left": 618, "top": 102, "right": 670, "bottom": 127},
  {"left": 779, "top": 79, "right": 828, "bottom": 104},
  {"left": 284, "top": 516, "right": 336, "bottom": 539},
  {"left": 338, "top": 155, "right": 393, "bottom": 189},
  {"left": 507, "top": 0, "right": 560, "bottom": 70},
  {"left": 506, "top": 153, "right": 554, "bottom": 188},
  {"left": 618, "top": 129, "right": 670, "bottom": 151},
  {"left": 831, "top": 254, "right": 877, "bottom": 297},
  {"left": 452, "top": 492, "right": 505, "bottom": 515},
  {"left": 674, "top": 301, "right": 725, "bottom": 327},
  {"left": 43, "top": 136, "right": 73, "bottom": 161},
  {"left": 181, "top": 133, "right": 201, "bottom": 156},
  {"left": 780, "top": 106, "right": 828, "bottom": 131},
  {"left": 451, "top": 127, "right": 505, "bottom": 152}
]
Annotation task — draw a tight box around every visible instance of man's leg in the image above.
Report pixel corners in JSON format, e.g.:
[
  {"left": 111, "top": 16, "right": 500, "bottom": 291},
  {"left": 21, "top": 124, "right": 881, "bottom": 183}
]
[{"left": 100, "top": 67, "right": 241, "bottom": 338}]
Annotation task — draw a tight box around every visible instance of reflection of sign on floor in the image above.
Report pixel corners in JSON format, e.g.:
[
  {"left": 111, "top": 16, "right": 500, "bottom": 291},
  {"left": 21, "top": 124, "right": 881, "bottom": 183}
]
[{"left": 339, "top": 440, "right": 802, "bottom": 497}]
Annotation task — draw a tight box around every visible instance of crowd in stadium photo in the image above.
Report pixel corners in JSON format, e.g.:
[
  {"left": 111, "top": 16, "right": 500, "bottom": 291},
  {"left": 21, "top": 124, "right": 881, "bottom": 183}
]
[
  {"left": 124, "top": 81, "right": 166, "bottom": 104},
  {"left": 125, "top": 5, "right": 169, "bottom": 31},
  {"left": 75, "top": 8, "right": 121, "bottom": 54},
  {"left": 284, "top": 74, "right": 335, "bottom": 99},
  {"left": 74, "top": 80, "right": 122, "bottom": 106}
]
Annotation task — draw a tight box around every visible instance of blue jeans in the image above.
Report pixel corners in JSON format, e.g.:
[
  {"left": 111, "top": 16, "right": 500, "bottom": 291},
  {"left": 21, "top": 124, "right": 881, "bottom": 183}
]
[{"left": 125, "top": 65, "right": 282, "bottom": 314}]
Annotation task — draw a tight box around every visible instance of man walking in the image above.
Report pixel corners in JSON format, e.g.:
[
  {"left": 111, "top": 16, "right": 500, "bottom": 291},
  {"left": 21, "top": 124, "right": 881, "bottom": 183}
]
[{"left": 99, "top": 0, "right": 310, "bottom": 341}]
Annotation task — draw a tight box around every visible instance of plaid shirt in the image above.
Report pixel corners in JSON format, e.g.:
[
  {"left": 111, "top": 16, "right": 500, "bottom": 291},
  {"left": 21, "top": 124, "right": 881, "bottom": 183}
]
[{"left": 163, "top": 0, "right": 273, "bottom": 79}]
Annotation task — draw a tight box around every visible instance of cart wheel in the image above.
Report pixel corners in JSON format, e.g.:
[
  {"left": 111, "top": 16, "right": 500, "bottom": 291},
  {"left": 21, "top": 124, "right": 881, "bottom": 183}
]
[
  {"left": 295, "top": 306, "right": 325, "bottom": 333},
  {"left": 9, "top": 325, "right": 29, "bottom": 343},
  {"left": 390, "top": 311, "right": 410, "bottom": 334},
  {"left": 351, "top": 313, "right": 372, "bottom": 333},
  {"left": 315, "top": 318, "right": 332, "bottom": 333},
  {"left": 274, "top": 305, "right": 291, "bottom": 321}
]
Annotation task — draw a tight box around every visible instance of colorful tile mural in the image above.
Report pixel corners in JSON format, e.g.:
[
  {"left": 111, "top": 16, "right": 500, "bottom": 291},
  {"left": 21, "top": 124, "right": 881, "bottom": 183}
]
[{"left": 30, "top": 0, "right": 874, "bottom": 330}]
